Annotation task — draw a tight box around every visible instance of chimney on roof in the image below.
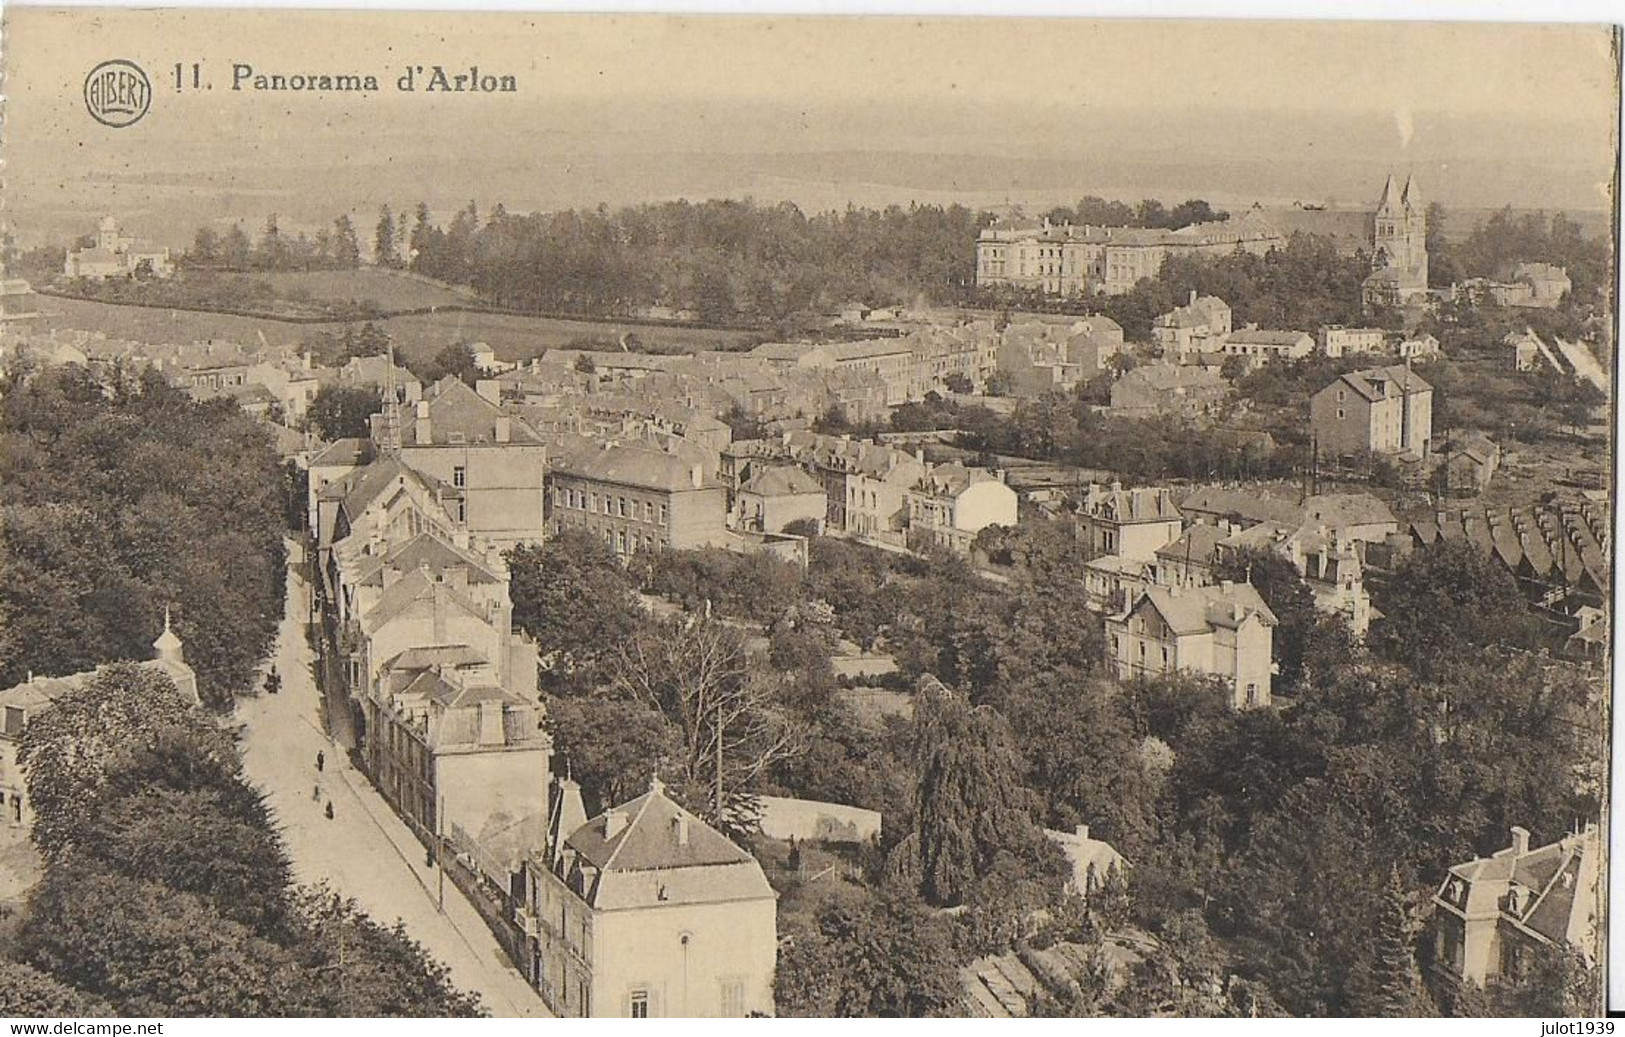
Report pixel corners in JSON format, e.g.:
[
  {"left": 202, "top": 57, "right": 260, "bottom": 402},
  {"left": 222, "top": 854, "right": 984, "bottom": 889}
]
[
  {"left": 432, "top": 581, "right": 448, "bottom": 643},
  {"left": 1221, "top": 580, "right": 1234, "bottom": 593},
  {"left": 1189, "top": 290, "right": 1197, "bottom": 306},
  {"left": 494, "top": 415, "right": 511, "bottom": 443},
  {"left": 1075, "top": 823, "right": 1090, "bottom": 840},
  {"left": 915, "top": 448, "right": 925, "bottom": 463},
  {"left": 673, "top": 815, "right": 690, "bottom": 847},
  {"left": 604, "top": 808, "right": 628, "bottom": 840},
  {"left": 415, "top": 399, "right": 432, "bottom": 443},
  {"left": 1510, "top": 826, "right": 1531, "bottom": 856}
]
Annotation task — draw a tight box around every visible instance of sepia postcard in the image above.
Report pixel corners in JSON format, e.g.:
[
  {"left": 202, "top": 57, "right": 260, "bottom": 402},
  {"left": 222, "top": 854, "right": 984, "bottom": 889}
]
[{"left": 0, "top": 6, "right": 1618, "bottom": 1022}]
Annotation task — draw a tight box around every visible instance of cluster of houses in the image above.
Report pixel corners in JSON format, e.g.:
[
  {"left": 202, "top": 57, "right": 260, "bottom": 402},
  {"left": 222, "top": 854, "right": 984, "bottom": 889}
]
[
  {"left": 1071, "top": 481, "right": 1397, "bottom": 708},
  {"left": 308, "top": 379, "right": 786, "bottom": 1017}
]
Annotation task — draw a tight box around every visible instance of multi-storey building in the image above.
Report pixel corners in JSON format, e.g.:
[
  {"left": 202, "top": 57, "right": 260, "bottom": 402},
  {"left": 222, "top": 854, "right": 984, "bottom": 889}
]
[
  {"left": 1318, "top": 325, "right": 1388, "bottom": 358},
  {"left": 905, "top": 464, "right": 1018, "bottom": 555},
  {"left": 1309, "top": 363, "right": 1433, "bottom": 459},
  {"left": 1223, "top": 328, "right": 1315, "bottom": 367},
  {"left": 1153, "top": 293, "right": 1232, "bottom": 357},
  {"left": 518, "top": 777, "right": 778, "bottom": 1018},
  {"left": 63, "top": 216, "right": 174, "bottom": 280},
  {"left": 1077, "top": 482, "right": 1184, "bottom": 562},
  {"left": 1108, "top": 364, "right": 1231, "bottom": 418},
  {"left": 1105, "top": 581, "right": 1277, "bottom": 709},
  {"left": 1430, "top": 824, "right": 1600, "bottom": 991},
  {"left": 976, "top": 210, "right": 1285, "bottom": 297},
  {"left": 547, "top": 442, "right": 729, "bottom": 557},
  {"left": 376, "top": 376, "right": 551, "bottom": 546},
  {"left": 364, "top": 647, "right": 549, "bottom": 848}
]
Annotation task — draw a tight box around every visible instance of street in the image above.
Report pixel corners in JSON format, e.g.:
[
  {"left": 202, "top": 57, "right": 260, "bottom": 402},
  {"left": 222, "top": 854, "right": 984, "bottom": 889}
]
[{"left": 236, "top": 539, "right": 549, "bottom": 1018}]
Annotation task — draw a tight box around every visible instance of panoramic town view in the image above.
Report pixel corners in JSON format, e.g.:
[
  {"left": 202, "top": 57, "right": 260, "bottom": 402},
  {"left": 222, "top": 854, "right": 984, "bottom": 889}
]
[{"left": 0, "top": 10, "right": 1616, "bottom": 1021}]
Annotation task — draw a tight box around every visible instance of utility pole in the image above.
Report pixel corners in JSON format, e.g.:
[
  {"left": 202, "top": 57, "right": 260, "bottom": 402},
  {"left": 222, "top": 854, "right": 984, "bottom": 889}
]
[{"left": 436, "top": 789, "right": 446, "bottom": 914}]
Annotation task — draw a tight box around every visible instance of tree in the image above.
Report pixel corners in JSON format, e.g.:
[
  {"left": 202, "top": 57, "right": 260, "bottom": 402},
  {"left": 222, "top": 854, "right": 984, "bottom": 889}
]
[
  {"left": 775, "top": 897, "right": 964, "bottom": 1017},
  {"left": 507, "top": 531, "right": 646, "bottom": 694},
  {"left": 306, "top": 384, "right": 384, "bottom": 441},
  {"left": 189, "top": 227, "right": 221, "bottom": 268},
  {"left": 374, "top": 206, "right": 399, "bottom": 267},
  {"left": 1371, "top": 540, "right": 1544, "bottom": 673},
  {"left": 1363, "top": 867, "right": 1432, "bottom": 1016},
  {"left": 19, "top": 664, "right": 235, "bottom": 857},
  {"left": 417, "top": 342, "right": 479, "bottom": 386},
  {"left": 544, "top": 695, "right": 684, "bottom": 813},
  {"left": 1214, "top": 546, "right": 1317, "bottom": 688},
  {"left": 0, "top": 960, "right": 115, "bottom": 1016},
  {"left": 610, "top": 613, "right": 803, "bottom": 831},
  {"left": 331, "top": 215, "right": 362, "bottom": 268},
  {"left": 910, "top": 676, "right": 1058, "bottom": 907},
  {"left": 288, "top": 887, "right": 486, "bottom": 1017},
  {"left": 221, "top": 223, "right": 253, "bottom": 270}
]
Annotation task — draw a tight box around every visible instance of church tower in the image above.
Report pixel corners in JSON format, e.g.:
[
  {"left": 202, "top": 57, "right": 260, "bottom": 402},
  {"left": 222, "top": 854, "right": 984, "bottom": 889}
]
[
  {"left": 1371, "top": 173, "right": 1428, "bottom": 286},
  {"left": 1364, "top": 173, "right": 1430, "bottom": 311}
]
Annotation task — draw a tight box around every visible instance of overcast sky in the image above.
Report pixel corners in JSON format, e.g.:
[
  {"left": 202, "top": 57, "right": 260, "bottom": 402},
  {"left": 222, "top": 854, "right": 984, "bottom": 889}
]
[{"left": 3, "top": 9, "right": 1617, "bottom": 241}]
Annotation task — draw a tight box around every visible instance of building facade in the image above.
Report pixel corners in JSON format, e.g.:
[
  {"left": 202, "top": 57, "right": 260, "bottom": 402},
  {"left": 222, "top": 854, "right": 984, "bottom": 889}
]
[
  {"left": 1310, "top": 364, "right": 1433, "bottom": 459},
  {"left": 1430, "top": 824, "right": 1600, "bottom": 990},
  {"left": 518, "top": 778, "right": 778, "bottom": 1018},
  {"left": 548, "top": 443, "right": 729, "bottom": 557},
  {"left": 1105, "top": 582, "right": 1277, "bottom": 709}
]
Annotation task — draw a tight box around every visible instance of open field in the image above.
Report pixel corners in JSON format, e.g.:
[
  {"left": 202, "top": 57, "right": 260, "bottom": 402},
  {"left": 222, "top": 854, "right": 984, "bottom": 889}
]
[
  {"left": 230, "top": 268, "right": 479, "bottom": 311},
  {"left": 35, "top": 292, "right": 762, "bottom": 365},
  {"left": 380, "top": 309, "right": 761, "bottom": 365}
]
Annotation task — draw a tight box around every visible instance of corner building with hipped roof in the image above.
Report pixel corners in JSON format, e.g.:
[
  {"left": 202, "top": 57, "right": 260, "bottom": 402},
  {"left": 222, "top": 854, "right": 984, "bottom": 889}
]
[{"left": 517, "top": 777, "right": 778, "bottom": 1018}]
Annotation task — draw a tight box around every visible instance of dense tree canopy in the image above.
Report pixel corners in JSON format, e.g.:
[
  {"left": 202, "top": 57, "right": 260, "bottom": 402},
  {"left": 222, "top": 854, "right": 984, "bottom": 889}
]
[{"left": 0, "top": 365, "right": 287, "bottom": 706}]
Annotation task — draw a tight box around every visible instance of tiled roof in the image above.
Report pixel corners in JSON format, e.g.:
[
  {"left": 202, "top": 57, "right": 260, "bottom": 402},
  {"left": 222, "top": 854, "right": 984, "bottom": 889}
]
[
  {"left": 1179, "top": 487, "right": 1306, "bottom": 528},
  {"left": 361, "top": 569, "right": 487, "bottom": 635},
  {"left": 1155, "top": 523, "right": 1227, "bottom": 562},
  {"left": 1227, "top": 329, "right": 1311, "bottom": 346},
  {"left": 310, "top": 437, "right": 373, "bottom": 468},
  {"left": 1302, "top": 493, "right": 1398, "bottom": 529},
  {"left": 741, "top": 464, "right": 824, "bottom": 498},
  {"left": 1082, "top": 483, "right": 1181, "bottom": 523},
  {"left": 565, "top": 782, "right": 763, "bottom": 883},
  {"left": 1132, "top": 582, "right": 1278, "bottom": 635},
  {"left": 355, "top": 533, "right": 501, "bottom": 587},
  {"left": 552, "top": 442, "right": 717, "bottom": 492}
]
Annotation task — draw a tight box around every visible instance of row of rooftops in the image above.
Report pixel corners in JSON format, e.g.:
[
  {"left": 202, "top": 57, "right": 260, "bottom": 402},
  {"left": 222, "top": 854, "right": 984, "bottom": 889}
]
[
  {"left": 978, "top": 208, "right": 1285, "bottom": 249},
  {"left": 1411, "top": 502, "right": 1609, "bottom": 590}
]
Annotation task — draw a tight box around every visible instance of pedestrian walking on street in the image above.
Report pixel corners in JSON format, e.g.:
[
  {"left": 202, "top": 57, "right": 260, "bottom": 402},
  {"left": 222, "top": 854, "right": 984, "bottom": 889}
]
[
  {"left": 316, "top": 750, "right": 325, "bottom": 772},
  {"left": 325, "top": 801, "right": 335, "bottom": 820},
  {"left": 313, "top": 783, "right": 321, "bottom": 801}
]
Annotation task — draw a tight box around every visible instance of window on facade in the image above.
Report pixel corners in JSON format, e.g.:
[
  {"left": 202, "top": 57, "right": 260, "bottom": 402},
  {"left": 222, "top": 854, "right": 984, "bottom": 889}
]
[
  {"left": 453, "top": 465, "right": 467, "bottom": 488},
  {"left": 629, "top": 990, "right": 650, "bottom": 1018},
  {"left": 720, "top": 980, "right": 745, "bottom": 1017},
  {"left": 457, "top": 501, "right": 467, "bottom": 523},
  {"left": 1336, "top": 408, "right": 1345, "bottom": 420},
  {"left": 658, "top": 504, "right": 668, "bottom": 524},
  {"left": 644, "top": 501, "right": 654, "bottom": 522},
  {"left": 619, "top": 498, "right": 628, "bottom": 518}
]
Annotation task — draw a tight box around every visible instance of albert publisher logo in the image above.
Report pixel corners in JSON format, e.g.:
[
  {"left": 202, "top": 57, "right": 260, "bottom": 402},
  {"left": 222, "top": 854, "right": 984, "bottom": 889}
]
[{"left": 84, "top": 59, "right": 151, "bottom": 128}]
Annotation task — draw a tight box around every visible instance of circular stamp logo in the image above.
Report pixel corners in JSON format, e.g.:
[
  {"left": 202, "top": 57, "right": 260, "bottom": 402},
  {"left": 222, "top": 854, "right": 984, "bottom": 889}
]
[{"left": 84, "top": 60, "right": 152, "bottom": 128}]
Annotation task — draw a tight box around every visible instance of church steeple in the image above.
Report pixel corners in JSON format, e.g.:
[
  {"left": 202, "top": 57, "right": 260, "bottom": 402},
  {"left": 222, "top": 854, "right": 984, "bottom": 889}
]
[
  {"left": 1400, "top": 173, "right": 1419, "bottom": 211},
  {"left": 153, "top": 606, "right": 184, "bottom": 665},
  {"left": 1377, "top": 173, "right": 1400, "bottom": 215}
]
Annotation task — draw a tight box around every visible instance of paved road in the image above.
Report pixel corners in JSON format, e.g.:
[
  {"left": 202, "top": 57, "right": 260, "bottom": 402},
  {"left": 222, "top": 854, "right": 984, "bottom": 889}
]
[{"left": 236, "top": 540, "right": 548, "bottom": 1018}]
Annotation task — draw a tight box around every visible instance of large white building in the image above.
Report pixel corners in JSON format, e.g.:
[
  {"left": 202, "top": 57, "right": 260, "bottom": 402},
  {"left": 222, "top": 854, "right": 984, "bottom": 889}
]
[{"left": 519, "top": 777, "right": 778, "bottom": 1018}]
